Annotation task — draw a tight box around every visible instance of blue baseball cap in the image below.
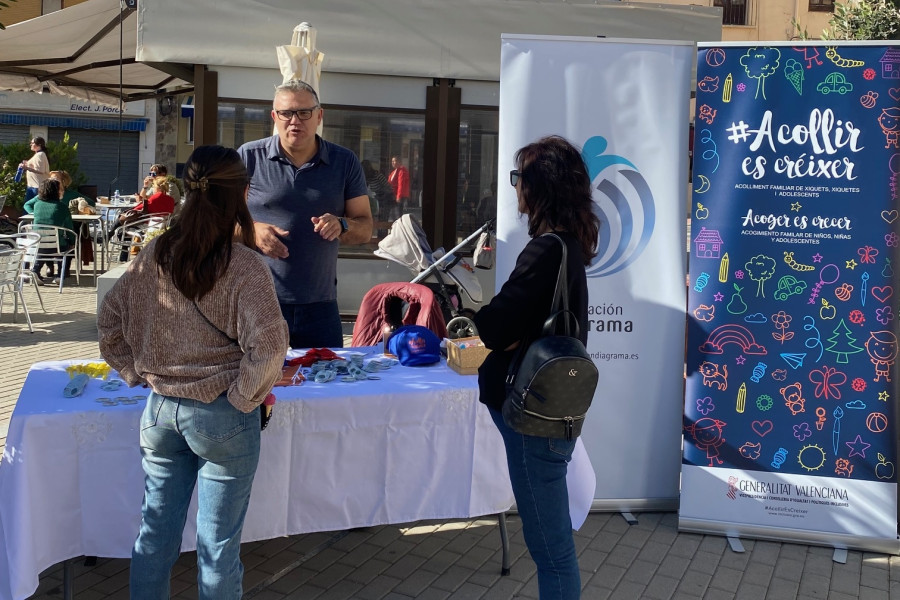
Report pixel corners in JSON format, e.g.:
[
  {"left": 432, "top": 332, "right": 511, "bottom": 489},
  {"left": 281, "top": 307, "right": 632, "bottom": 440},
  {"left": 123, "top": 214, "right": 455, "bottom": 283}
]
[{"left": 388, "top": 325, "right": 442, "bottom": 366}]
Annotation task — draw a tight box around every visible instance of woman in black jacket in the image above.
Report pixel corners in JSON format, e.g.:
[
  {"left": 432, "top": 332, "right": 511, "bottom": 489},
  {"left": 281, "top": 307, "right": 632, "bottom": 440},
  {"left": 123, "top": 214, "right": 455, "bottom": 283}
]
[{"left": 473, "top": 135, "right": 599, "bottom": 600}]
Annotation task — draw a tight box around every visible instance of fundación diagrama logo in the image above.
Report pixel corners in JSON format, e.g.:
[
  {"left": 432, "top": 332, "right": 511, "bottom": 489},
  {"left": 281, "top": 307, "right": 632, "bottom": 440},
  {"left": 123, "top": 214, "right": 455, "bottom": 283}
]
[{"left": 581, "top": 135, "right": 656, "bottom": 278}]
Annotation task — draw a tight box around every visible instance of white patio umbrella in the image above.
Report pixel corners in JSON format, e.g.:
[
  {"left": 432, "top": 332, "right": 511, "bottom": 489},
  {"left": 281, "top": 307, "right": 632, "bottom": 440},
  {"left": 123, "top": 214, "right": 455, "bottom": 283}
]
[{"left": 275, "top": 22, "right": 325, "bottom": 135}]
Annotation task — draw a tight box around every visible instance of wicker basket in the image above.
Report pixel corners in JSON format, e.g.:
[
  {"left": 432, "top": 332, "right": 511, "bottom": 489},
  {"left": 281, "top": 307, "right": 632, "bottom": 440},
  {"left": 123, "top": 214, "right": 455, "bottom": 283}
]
[{"left": 446, "top": 336, "right": 490, "bottom": 375}]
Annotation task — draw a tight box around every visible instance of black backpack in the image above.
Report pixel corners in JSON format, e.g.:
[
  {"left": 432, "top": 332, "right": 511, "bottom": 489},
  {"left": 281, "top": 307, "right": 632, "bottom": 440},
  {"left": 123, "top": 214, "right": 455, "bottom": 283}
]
[{"left": 502, "top": 234, "right": 598, "bottom": 440}]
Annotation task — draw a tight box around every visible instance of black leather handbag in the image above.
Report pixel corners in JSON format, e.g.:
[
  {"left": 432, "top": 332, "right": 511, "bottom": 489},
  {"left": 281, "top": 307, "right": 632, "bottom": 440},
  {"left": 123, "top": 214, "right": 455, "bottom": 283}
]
[{"left": 502, "top": 234, "right": 598, "bottom": 440}]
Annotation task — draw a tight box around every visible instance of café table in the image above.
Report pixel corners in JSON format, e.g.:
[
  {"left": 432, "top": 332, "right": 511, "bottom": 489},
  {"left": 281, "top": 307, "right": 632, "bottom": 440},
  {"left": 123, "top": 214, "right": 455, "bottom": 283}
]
[
  {"left": 0, "top": 351, "right": 515, "bottom": 600},
  {"left": 18, "top": 213, "right": 102, "bottom": 284}
]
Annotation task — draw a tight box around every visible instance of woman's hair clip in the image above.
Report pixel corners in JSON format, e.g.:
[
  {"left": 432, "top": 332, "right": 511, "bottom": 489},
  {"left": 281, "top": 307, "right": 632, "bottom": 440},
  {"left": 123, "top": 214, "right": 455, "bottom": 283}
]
[{"left": 188, "top": 177, "right": 209, "bottom": 192}]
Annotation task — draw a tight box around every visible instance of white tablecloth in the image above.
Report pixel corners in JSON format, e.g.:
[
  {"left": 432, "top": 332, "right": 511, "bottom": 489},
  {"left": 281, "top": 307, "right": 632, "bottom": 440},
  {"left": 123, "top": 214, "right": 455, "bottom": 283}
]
[{"left": 0, "top": 352, "right": 514, "bottom": 600}]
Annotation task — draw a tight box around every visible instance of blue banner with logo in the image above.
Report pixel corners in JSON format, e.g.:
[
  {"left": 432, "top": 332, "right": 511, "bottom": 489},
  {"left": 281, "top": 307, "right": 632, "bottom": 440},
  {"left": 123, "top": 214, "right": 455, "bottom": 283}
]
[
  {"left": 500, "top": 36, "right": 694, "bottom": 509},
  {"left": 681, "top": 42, "right": 900, "bottom": 553}
]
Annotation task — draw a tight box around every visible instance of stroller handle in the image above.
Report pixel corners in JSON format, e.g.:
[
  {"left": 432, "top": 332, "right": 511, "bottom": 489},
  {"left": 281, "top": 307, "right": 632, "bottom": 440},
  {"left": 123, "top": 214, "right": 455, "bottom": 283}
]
[{"left": 411, "top": 219, "right": 495, "bottom": 285}]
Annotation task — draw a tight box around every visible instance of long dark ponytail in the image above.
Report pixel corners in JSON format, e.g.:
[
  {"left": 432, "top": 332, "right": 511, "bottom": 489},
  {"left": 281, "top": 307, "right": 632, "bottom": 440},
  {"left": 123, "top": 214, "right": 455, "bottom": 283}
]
[{"left": 154, "top": 145, "right": 255, "bottom": 300}]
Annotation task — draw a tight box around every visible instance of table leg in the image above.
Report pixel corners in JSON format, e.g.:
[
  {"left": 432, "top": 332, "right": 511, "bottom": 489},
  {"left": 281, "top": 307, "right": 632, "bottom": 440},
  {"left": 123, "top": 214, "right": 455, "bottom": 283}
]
[
  {"left": 498, "top": 512, "right": 510, "bottom": 576},
  {"left": 90, "top": 228, "right": 97, "bottom": 284},
  {"left": 99, "top": 217, "right": 110, "bottom": 272},
  {"left": 101, "top": 224, "right": 107, "bottom": 272},
  {"left": 80, "top": 222, "right": 97, "bottom": 285}
]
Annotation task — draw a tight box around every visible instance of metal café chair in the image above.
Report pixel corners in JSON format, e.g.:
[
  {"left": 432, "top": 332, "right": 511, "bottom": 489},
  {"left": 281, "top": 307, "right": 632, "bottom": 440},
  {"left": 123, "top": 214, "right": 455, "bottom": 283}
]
[
  {"left": 0, "top": 246, "right": 35, "bottom": 332},
  {"left": 106, "top": 213, "right": 170, "bottom": 263},
  {"left": 19, "top": 224, "right": 80, "bottom": 293},
  {"left": 15, "top": 232, "right": 47, "bottom": 312},
  {"left": 1, "top": 232, "right": 47, "bottom": 314}
]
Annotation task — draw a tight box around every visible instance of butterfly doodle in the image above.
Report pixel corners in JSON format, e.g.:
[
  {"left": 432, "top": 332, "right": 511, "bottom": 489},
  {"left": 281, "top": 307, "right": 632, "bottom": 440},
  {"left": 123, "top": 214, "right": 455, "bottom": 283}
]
[{"left": 809, "top": 366, "right": 847, "bottom": 400}]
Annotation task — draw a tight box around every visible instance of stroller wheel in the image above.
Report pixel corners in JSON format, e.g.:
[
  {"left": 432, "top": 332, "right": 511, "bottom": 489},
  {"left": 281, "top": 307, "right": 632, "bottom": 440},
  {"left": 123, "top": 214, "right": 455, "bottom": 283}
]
[
  {"left": 458, "top": 308, "right": 477, "bottom": 320},
  {"left": 447, "top": 316, "right": 478, "bottom": 339}
]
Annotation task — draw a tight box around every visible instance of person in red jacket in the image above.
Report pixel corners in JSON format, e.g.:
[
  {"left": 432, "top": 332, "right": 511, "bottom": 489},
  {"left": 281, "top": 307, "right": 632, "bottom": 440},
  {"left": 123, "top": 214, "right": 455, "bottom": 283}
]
[
  {"left": 132, "top": 177, "right": 176, "bottom": 216},
  {"left": 113, "top": 177, "right": 176, "bottom": 261},
  {"left": 388, "top": 155, "right": 410, "bottom": 221},
  {"left": 116, "top": 177, "right": 175, "bottom": 226}
]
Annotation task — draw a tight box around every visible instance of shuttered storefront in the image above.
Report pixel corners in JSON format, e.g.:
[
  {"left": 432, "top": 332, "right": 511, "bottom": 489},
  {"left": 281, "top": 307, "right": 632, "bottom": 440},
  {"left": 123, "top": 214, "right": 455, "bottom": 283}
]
[
  {"left": 48, "top": 129, "right": 140, "bottom": 197},
  {"left": 0, "top": 126, "right": 29, "bottom": 146}
]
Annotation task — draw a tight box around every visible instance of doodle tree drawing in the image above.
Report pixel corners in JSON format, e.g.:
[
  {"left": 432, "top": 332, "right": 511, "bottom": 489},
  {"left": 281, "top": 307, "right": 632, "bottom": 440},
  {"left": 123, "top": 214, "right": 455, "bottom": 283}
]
[
  {"left": 740, "top": 47, "right": 781, "bottom": 100},
  {"left": 825, "top": 318, "right": 865, "bottom": 363},
  {"left": 745, "top": 254, "right": 777, "bottom": 298}
]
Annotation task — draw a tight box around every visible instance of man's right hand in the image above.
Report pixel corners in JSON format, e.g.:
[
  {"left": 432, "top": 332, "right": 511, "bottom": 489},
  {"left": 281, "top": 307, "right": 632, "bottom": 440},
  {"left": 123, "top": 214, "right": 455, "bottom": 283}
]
[{"left": 254, "top": 222, "right": 290, "bottom": 259}]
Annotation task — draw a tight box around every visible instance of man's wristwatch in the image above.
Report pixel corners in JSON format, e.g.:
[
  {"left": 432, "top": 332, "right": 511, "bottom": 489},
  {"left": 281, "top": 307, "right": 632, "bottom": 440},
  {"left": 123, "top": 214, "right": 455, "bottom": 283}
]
[{"left": 338, "top": 217, "right": 349, "bottom": 236}]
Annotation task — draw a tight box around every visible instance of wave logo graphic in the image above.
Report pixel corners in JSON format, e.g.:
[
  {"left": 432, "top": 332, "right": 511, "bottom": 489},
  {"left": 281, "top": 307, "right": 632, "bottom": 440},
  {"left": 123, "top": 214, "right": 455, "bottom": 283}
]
[{"left": 581, "top": 136, "right": 655, "bottom": 278}]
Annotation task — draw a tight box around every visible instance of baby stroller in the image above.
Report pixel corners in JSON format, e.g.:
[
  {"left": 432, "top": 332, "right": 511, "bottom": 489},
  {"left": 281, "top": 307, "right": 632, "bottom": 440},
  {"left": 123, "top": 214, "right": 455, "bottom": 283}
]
[{"left": 375, "top": 214, "right": 494, "bottom": 339}]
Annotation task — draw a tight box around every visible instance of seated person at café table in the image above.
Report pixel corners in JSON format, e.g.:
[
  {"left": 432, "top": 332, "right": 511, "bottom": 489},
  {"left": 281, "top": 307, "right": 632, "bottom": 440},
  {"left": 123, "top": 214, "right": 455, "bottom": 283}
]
[
  {"left": 113, "top": 178, "right": 175, "bottom": 261},
  {"left": 138, "top": 163, "right": 182, "bottom": 205},
  {"left": 117, "top": 177, "right": 175, "bottom": 226},
  {"left": 23, "top": 170, "right": 89, "bottom": 214},
  {"left": 29, "top": 178, "right": 75, "bottom": 284}
]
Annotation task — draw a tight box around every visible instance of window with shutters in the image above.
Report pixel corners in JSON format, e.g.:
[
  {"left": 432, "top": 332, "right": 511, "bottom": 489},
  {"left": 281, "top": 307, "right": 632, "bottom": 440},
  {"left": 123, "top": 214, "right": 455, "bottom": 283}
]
[
  {"left": 714, "top": 0, "right": 753, "bottom": 26},
  {"left": 809, "top": 0, "right": 835, "bottom": 12}
]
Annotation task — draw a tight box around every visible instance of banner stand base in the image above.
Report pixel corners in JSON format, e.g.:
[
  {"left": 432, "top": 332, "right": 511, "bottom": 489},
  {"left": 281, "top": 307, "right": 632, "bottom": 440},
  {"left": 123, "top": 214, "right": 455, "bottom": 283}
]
[
  {"left": 620, "top": 512, "right": 638, "bottom": 525},
  {"left": 679, "top": 517, "right": 900, "bottom": 556},
  {"left": 833, "top": 549, "right": 848, "bottom": 564},
  {"left": 726, "top": 537, "right": 744, "bottom": 553}
]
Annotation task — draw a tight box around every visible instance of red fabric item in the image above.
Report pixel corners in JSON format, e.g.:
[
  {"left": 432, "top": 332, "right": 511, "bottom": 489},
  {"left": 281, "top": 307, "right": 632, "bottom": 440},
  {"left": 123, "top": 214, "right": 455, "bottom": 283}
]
[
  {"left": 285, "top": 347, "right": 342, "bottom": 367},
  {"left": 351, "top": 282, "right": 447, "bottom": 347},
  {"left": 133, "top": 192, "right": 175, "bottom": 215}
]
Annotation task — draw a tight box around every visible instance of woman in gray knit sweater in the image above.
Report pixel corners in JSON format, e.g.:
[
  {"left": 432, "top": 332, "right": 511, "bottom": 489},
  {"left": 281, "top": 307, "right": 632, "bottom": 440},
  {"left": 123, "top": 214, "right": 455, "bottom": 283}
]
[{"left": 98, "top": 146, "right": 289, "bottom": 600}]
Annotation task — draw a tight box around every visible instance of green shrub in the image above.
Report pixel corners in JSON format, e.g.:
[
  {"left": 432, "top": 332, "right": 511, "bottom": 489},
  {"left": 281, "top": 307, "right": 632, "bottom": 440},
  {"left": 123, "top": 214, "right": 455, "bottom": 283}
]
[
  {"left": 826, "top": 0, "right": 900, "bottom": 40},
  {"left": 48, "top": 132, "right": 87, "bottom": 190},
  {"left": 0, "top": 131, "right": 86, "bottom": 210},
  {"left": 0, "top": 142, "right": 29, "bottom": 210}
]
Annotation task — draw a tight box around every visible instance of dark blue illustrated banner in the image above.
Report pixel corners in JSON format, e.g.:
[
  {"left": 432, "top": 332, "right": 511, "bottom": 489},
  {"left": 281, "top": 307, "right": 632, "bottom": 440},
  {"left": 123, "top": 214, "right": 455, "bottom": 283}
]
[{"left": 685, "top": 44, "right": 900, "bottom": 483}]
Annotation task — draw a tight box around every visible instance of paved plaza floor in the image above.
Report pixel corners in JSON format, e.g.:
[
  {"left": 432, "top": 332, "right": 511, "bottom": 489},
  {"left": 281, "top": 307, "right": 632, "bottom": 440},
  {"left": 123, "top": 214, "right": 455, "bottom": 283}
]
[{"left": 1, "top": 273, "right": 899, "bottom": 599}]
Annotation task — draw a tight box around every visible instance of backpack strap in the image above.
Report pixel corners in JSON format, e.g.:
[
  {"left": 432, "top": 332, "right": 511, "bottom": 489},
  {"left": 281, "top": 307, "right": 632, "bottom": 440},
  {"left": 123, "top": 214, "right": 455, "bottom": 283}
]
[
  {"left": 543, "top": 233, "right": 579, "bottom": 339},
  {"left": 506, "top": 233, "right": 579, "bottom": 386}
]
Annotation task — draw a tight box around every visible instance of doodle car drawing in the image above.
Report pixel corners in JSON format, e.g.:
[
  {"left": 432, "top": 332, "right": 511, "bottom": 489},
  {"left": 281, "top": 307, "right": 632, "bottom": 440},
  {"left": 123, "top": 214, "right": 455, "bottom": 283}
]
[
  {"left": 817, "top": 72, "right": 853, "bottom": 95},
  {"left": 774, "top": 275, "right": 808, "bottom": 300}
]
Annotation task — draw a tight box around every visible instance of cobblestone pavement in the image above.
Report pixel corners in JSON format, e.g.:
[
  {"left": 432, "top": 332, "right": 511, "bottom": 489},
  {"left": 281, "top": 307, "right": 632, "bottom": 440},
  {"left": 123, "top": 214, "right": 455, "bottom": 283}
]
[{"left": 2, "top": 275, "right": 899, "bottom": 599}]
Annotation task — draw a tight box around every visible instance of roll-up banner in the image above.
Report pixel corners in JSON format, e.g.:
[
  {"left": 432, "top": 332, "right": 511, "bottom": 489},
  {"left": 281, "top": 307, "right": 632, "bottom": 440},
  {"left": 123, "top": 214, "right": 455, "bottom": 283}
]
[
  {"left": 499, "top": 35, "right": 693, "bottom": 509},
  {"left": 681, "top": 42, "right": 900, "bottom": 554}
]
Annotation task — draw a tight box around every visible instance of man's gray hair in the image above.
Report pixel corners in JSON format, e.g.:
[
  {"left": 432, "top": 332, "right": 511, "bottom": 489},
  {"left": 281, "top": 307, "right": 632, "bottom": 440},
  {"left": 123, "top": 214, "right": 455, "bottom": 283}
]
[{"left": 274, "top": 79, "right": 320, "bottom": 105}]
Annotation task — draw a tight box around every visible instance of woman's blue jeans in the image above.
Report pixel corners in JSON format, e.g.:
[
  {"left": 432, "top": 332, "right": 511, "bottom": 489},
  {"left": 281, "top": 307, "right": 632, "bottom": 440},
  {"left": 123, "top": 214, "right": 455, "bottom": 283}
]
[
  {"left": 131, "top": 392, "right": 261, "bottom": 600},
  {"left": 489, "top": 407, "right": 580, "bottom": 600}
]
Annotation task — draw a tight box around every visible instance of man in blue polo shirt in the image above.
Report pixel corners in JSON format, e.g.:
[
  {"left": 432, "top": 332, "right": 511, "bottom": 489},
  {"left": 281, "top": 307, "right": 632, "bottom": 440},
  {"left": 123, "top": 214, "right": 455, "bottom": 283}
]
[{"left": 238, "top": 79, "right": 373, "bottom": 349}]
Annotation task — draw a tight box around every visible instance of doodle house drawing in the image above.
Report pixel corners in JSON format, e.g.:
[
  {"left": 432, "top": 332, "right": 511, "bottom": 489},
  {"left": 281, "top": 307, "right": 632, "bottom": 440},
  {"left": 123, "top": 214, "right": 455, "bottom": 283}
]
[
  {"left": 880, "top": 47, "right": 900, "bottom": 79},
  {"left": 693, "top": 227, "right": 724, "bottom": 259}
]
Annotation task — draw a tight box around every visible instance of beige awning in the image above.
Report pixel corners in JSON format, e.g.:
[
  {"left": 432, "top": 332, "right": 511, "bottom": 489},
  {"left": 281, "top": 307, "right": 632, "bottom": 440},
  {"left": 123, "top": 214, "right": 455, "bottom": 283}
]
[
  {"left": 136, "top": 0, "right": 723, "bottom": 82},
  {"left": 0, "top": 0, "right": 192, "bottom": 107}
]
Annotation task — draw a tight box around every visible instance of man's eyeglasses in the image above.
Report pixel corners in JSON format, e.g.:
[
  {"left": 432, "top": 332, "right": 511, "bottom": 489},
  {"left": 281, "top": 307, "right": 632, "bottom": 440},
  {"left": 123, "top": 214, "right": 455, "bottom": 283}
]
[
  {"left": 274, "top": 107, "right": 319, "bottom": 122},
  {"left": 509, "top": 170, "right": 522, "bottom": 187}
]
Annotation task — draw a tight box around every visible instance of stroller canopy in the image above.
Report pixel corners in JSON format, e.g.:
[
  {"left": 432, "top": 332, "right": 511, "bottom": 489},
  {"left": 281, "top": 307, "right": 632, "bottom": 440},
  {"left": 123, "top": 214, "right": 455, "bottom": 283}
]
[
  {"left": 375, "top": 214, "right": 482, "bottom": 303},
  {"left": 374, "top": 214, "right": 433, "bottom": 274}
]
